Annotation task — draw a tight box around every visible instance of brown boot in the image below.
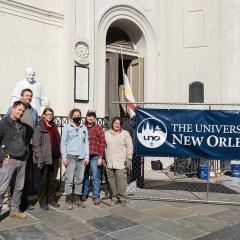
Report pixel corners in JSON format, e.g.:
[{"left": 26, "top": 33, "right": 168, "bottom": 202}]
[
  {"left": 120, "top": 199, "right": 129, "bottom": 207},
  {"left": 93, "top": 198, "right": 100, "bottom": 205},
  {"left": 110, "top": 196, "right": 120, "bottom": 206},
  {"left": 9, "top": 211, "right": 27, "bottom": 219},
  {"left": 65, "top": 195, "right": 73, "bottom": 210}
]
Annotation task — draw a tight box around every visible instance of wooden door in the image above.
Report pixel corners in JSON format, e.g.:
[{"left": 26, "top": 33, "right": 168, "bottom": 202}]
[
  {"left": 127, "top": 58, "right": 144, "bottom": 102},
  {"left": 105, "top": 52, "right": 120, "bottom": 118}
]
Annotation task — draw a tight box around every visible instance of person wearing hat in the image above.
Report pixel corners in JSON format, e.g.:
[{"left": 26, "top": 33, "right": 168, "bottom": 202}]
[{"left": 82, "top": 110, "right": 105, "bottom": 205}]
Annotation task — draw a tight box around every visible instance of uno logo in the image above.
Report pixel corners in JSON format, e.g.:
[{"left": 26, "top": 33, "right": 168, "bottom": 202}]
[{"left": 137, "top": 117, "right": 167, "bottom": 148}]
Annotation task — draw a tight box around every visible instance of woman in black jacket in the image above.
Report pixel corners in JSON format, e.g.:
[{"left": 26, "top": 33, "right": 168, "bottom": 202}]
[{"left": 32, "top": 107, "right": 61, "bottom": 210}]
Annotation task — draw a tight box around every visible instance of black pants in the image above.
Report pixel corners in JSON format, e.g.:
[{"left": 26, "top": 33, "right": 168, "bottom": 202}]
[
  {"left": 38, "top": 159, "right": 59, "bottom": 206},
  {"left": 20, "top": 148, "right": 36, "bottom": 210}
]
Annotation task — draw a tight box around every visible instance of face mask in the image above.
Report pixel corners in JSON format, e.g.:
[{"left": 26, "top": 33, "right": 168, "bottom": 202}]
[{"left": 73, "top": 117, "right": 81, "bottom": 124}]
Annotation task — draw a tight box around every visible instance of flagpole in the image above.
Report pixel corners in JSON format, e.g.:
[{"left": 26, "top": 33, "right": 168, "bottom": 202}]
[
  {"left": 120, "top": 48, "right": 126, "bottom": 112},
  {"left": 121, "top": 48, "right": 136, "bottom": 116},
  {"left": 120, "top": 48, "right": 124, "bottom": 76}
]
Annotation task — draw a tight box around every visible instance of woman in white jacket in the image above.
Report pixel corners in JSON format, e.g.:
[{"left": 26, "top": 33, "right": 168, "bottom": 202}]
[{"left": 105, "top": 117, "right": 133, "bottom": 206}]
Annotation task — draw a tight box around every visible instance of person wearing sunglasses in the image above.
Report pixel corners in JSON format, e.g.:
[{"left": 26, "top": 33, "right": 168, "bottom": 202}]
[{"left": 32, "top": 107, "right": 61, "bottom": 210}]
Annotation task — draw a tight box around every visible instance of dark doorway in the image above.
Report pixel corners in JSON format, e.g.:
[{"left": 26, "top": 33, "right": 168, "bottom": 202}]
[{"left": 105, "top": 27, "right": 144, "bottom": 118}]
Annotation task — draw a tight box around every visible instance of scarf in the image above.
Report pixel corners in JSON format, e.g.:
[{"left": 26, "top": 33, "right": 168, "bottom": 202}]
[{"left": 44, "top": 121, "right": 61, "bottom": 149}]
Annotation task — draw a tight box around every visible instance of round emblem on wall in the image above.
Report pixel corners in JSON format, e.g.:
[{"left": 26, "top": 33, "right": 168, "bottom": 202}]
[{"left": 75, "top": 41, "right": 89, "bottom": 65}]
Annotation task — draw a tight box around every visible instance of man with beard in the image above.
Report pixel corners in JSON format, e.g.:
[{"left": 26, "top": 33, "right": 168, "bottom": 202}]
[{"left": 82, "top": 110, "right": 105, "bottom": 205}]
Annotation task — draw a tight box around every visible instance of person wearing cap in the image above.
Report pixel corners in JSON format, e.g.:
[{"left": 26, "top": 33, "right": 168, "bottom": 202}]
[{"left": 82, "top": 110, "right": 105, "bottom": 205}]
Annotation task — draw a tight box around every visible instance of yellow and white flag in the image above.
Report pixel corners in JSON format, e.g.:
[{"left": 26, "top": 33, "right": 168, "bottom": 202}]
[
  {"left": 123, "top": 72, "right": 136, "bottom": 115},
  {"left": 121, "top": 50, "right": 136, "bottom": 115}
]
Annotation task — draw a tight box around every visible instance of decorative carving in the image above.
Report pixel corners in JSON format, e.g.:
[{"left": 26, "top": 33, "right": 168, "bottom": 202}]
[{"left": 75, "top": 41, "right": 89, "bottom": 65}]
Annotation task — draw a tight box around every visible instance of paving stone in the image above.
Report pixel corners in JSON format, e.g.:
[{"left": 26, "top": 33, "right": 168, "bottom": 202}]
[
  {"left": 225, "top": 205, "right": 240, "bottom": 211},
  {"left": 0, "top": 223, "right": 63, "bottom": 240},
  {"left": 1, "top": 195, "right": 239, "bottom": 240},
  {"left": 28, "top": 207, "right": 60, "bottom": 219},
  {"left": 72, "top": 231, "right": 118, "bottom": 240},
  {"left": 134, "top": 189, "right": 200, "bottom": 201},
  {"left": 191, "top": 192, "right": 240, "bottom": 204},
  {"left": 162, "top": 201, "right": 199, "bottom": 209},
  {"left": 50, "top": 221, "right": 96, "bottom": 238},
  {"left": 207, "top": 209, "right": 240, "bottom": 226},
  {"left": 128, "top": 200, "right": 169, "bottom": 211},
  {"left": 109, "top": 206, "right": 153, "bottom": 221},
  {"left": 145, "top": 206, "right": 196, "bottom": 220},
  {"left": 64, "top": 205, "right": 110, "bottom": 222},
  {"left": 186, "top": 204, "right": 227, "bottom": 216},
  {"left": 137, "top": 215, "right": 168, "bottom": 227},
  {"left": 97, "top": 202, "right": 114, "bottom": 210},
  {"left": 87, "top": 215, "right": 138, "bottom": 233},
  {"left": 175, "top": 215, "right": 225, "bottom": 233},
  {"left": 40, "top": 212, "right": 77, "bottom": 228},
  {"left": 109, "top": 225, "right": 176, "bottom": 240},
  {"left": 206, "top": 193, "right": 240, "bottom": 203},
  {"left": 151, "top": 221, "right": 203, "bottom": 240},
  {"left": 0, "top": 214, "right": 39, "bottom": 230},
  {"left": 194, "top": 223, "right": 240, "bottom": 240}
]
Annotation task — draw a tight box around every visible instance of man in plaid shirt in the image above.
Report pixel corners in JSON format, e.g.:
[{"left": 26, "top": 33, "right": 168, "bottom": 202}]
[{"left": 82, "top": 110, "right": 105, "bottom": 205}]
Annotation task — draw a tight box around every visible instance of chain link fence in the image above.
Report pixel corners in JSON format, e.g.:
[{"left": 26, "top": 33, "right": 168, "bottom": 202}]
[
  {"left": 2, "top": 102, "right": 240, "bottom": 206},
  {"left": 0, "top": 114, "right": 109, "bottom": 198},
  {"left": 111, "top": 102, "right": 240, "bottom": 205}
]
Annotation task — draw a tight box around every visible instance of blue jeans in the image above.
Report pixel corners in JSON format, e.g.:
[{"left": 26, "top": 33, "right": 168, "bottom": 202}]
[
  {"left": 82, "top": 155, "right": 101, "bottom": 199},
  {"left": 64, "top": 155, "right": 85, "bottom": 195}
]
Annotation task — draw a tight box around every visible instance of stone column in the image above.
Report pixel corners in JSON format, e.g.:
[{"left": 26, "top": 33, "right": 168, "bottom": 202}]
[{"left": 221, "top": 0, "right": 240, "bottom": 103}]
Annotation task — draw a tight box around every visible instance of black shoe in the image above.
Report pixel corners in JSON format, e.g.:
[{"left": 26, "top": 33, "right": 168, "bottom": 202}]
[
  {"left": 27, "top": 204, "right": 34, "bottom": 210},
  {"left": 74, "top": 195, "right": 86, "bottom": 208},
  {"left": 65, "top": 195, "right": 73, "bottom": 210},
  {"left": 40, "top": 204, "right": 49, "bottom": 211},
  {"left": 48, "top": 202, "right": 60, "bottom": 208},
  {"left": 20, "top": 201, "right": 33, "bottom": 211},
  {"left": 81, "top": 195, "right": 87, "bottom": 201}
]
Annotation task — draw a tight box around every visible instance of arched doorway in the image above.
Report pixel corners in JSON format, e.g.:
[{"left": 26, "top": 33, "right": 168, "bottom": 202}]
[
  {"left": 105, "top": 23, "right": 145, "bottom": 118},
  {"left": 94, "top": 5, "right": 157, "bottom": 117}
]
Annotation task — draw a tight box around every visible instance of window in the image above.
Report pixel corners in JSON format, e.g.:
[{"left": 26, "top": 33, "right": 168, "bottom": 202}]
[{"left": 189, "top": 81, "right": 204, "bottom": 103}]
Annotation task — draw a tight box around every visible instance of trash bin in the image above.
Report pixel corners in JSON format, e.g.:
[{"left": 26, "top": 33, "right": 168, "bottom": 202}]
[
  {"left": 231, "top": 163, "right": 240, "bottom": 178},
  {"left": 199, "top": 165, "right": 209, "bottom": 180}
]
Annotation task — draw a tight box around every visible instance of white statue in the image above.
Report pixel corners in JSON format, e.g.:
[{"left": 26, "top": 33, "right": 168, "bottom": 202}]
[{"left": 11, "top": 67, "right": 50, "bottom": 114}]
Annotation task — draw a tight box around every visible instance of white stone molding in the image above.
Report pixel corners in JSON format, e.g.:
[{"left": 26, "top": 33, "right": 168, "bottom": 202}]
[
  {"left": 183, "top": 5, "right": 208, "bottom": 48},
  {"left": 96, "top": 5, "right": 157, "bottom": 47},
  {"left": 75, "top": 41, "right": 90, "bottom": 66},
  {"left": 0, "top": 0, "right": 64, "bottom": 27},
  {"left": 94, "top": 4, "right": 158, "bottom": 116}
]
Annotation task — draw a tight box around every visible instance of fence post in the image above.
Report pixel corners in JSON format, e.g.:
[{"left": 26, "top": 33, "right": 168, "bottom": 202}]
[{"left": 206, "top": 160, "right": 210, "bottom": 202}]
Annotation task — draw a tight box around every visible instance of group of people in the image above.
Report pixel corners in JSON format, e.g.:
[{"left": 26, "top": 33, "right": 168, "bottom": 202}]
[{"left": 0, "top": 88, "right": 133, "bottom": 219}]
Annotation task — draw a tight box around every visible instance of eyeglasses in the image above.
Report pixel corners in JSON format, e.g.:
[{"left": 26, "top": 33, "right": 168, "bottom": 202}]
[{"left": 45, "top": 113, "right": 53, "bottom": 116}]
